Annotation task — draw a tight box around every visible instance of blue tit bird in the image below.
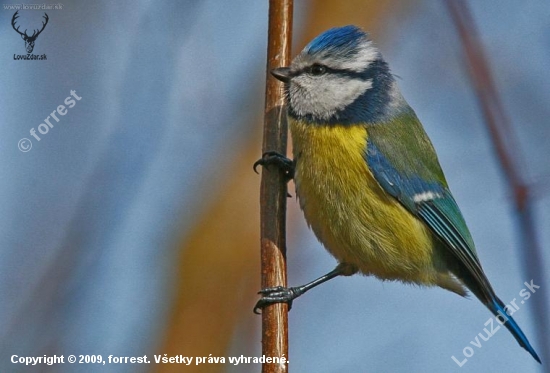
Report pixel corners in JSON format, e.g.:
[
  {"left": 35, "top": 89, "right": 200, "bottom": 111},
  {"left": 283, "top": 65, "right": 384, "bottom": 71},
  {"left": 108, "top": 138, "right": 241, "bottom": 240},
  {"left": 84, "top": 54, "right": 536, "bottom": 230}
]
[{"left": 254, "top": 25, "right": 540, "bottom": 363}]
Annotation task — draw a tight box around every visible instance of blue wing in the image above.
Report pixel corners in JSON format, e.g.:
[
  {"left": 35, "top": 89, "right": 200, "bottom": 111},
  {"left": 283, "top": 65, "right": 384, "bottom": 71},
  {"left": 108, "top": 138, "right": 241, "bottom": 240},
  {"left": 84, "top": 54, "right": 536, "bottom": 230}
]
[
  {"left": 365, "top": 139, "right": 489, "bottom": 292},
  {"left": 365, "top": 136, "right": 541, "bottom": 362}
]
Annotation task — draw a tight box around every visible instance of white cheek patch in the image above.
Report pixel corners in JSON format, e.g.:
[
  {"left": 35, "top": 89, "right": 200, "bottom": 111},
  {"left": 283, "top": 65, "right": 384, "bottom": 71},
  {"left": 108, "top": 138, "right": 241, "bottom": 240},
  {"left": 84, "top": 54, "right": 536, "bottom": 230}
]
[
  {"left": 290, "top": 75, "right": 372, "bottom": 121},
  {"left": 413, "top": 191, "right": 442, "bottom": 203}
]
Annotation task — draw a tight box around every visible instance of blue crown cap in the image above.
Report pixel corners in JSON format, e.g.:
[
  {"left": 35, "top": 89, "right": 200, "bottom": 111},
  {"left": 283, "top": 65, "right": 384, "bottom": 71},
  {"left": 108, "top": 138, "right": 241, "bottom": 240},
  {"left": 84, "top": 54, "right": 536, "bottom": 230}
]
[{"left": 304, "top": 25, "right": 368, "bottom": 56}]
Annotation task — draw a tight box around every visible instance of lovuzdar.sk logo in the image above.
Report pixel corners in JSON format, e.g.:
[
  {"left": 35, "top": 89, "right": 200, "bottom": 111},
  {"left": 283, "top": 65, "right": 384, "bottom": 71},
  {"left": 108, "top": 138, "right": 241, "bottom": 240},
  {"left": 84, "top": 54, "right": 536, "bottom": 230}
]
[{"left": 11, "top": 10, "right": 48, "bottom": 60}]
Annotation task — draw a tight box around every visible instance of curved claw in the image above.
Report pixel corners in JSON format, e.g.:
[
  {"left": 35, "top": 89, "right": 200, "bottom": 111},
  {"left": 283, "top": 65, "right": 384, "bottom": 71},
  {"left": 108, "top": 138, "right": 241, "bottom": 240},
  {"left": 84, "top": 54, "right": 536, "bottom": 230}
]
[
  {"left": 253, "top": 286, "right": 299, "bottom": 314},
  {"left": 253, "top": 151, "right": 294, "bottom": 179},
  {"left": 252, "top": 158, "right": 263, "bottom": 174}
]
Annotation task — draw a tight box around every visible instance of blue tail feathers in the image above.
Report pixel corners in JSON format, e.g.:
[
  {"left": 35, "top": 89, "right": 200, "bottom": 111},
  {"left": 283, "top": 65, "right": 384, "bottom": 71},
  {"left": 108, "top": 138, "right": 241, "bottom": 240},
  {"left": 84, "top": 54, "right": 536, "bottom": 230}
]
[{"left": 490, "top": 299, "right": 541, "bottom": 363}]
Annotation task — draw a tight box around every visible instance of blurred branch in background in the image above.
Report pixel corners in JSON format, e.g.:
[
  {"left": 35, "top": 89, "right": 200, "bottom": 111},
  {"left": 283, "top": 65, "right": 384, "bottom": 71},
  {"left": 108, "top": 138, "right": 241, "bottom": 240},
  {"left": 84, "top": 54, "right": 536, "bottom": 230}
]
[
  {"left": 299, "top": 0, "right": 403, "bottom": 44},
  {"left": 445, "top": 0, "right": 549, "bottom": 366},
  {"left": 155, "top": 144, "right": 261, "bottom": 373}
]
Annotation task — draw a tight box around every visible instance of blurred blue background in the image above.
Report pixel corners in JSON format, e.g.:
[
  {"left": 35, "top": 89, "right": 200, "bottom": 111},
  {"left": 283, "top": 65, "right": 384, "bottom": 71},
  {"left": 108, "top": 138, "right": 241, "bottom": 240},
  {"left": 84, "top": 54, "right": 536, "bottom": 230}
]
[{"left": 0, "top": 1, "right": 548, "bottom": 372}]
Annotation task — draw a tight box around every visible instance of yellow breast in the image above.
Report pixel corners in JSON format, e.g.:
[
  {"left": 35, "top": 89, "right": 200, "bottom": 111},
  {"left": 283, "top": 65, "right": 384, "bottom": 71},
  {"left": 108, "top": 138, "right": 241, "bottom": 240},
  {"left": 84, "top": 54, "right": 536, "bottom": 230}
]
[{"left": 290, "top": 119, "right": 440, "bottom": 284}]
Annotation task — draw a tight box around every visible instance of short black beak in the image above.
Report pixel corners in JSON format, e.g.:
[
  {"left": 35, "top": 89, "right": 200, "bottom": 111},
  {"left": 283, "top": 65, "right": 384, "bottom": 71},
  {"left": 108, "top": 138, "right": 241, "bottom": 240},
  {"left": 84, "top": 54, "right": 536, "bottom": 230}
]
[{"left": 271, "top": 67, "right": 291, "bottom": 83}]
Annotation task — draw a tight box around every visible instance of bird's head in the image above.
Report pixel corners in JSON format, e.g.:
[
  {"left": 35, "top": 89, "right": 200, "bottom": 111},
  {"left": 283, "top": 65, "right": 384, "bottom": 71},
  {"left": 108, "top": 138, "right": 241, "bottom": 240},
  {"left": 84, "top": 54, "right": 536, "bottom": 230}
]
[{"left": 272, "top": 25, "right": 403, "bottom": 124}]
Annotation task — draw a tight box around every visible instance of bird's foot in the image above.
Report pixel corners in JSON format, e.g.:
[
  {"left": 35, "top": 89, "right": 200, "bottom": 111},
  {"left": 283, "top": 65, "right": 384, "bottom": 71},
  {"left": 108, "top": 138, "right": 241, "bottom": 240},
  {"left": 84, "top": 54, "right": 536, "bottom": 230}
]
[
  {"left": 253, "top": 286, "right": 303, "bottom": 314},
  {"left": 253, "top": 151, "right": 294, "bottom": 180}
]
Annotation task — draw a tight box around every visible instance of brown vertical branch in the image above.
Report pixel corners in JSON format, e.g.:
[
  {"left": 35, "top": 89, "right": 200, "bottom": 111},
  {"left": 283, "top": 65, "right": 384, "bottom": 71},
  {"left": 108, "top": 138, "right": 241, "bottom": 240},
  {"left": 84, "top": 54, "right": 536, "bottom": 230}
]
[
  {"left": 445, "top": 0, "right": 549, "bottom": 364},
  {"left": 260, "top": 1, "right": 293, "bottom": 373}
]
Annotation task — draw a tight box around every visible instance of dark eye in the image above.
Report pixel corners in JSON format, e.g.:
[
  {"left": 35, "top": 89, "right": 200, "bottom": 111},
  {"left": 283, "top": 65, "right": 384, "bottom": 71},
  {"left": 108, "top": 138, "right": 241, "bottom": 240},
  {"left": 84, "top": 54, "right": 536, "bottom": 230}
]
[{"left": 310, "top": 64, "right": 326, "bottom": 76}]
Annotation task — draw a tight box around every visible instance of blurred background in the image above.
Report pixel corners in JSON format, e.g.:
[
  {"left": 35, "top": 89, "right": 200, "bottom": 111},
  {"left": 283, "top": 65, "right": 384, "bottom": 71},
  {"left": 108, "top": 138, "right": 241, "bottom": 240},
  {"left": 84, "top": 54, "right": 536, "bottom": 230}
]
[{"left": 0, "top": 0, "right": 549, "bottom": 372}]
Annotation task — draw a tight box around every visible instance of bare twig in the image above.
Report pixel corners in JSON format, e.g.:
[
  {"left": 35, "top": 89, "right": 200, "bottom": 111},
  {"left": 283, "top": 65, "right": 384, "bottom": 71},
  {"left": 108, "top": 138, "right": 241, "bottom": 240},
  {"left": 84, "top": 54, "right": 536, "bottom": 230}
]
[
  {"left": 260, "top": 1, "right": 293, "bottom": 372},
  {"left": 445, "top": 0, "right": 549, "bottom": 365}
]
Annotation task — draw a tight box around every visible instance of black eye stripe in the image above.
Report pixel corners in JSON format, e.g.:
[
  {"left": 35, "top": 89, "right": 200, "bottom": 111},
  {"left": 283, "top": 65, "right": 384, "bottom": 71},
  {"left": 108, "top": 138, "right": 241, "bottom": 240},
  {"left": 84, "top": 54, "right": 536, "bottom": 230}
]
[{"left": 296, "top": 65, "right": 367, "bottom": 80}]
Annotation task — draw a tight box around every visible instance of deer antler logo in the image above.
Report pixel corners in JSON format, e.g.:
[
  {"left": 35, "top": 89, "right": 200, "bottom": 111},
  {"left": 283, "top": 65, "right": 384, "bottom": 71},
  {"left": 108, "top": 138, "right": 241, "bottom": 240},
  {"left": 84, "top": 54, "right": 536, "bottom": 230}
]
[{"left": 11, "top": 11, "right": 49, "bottom": 54}]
